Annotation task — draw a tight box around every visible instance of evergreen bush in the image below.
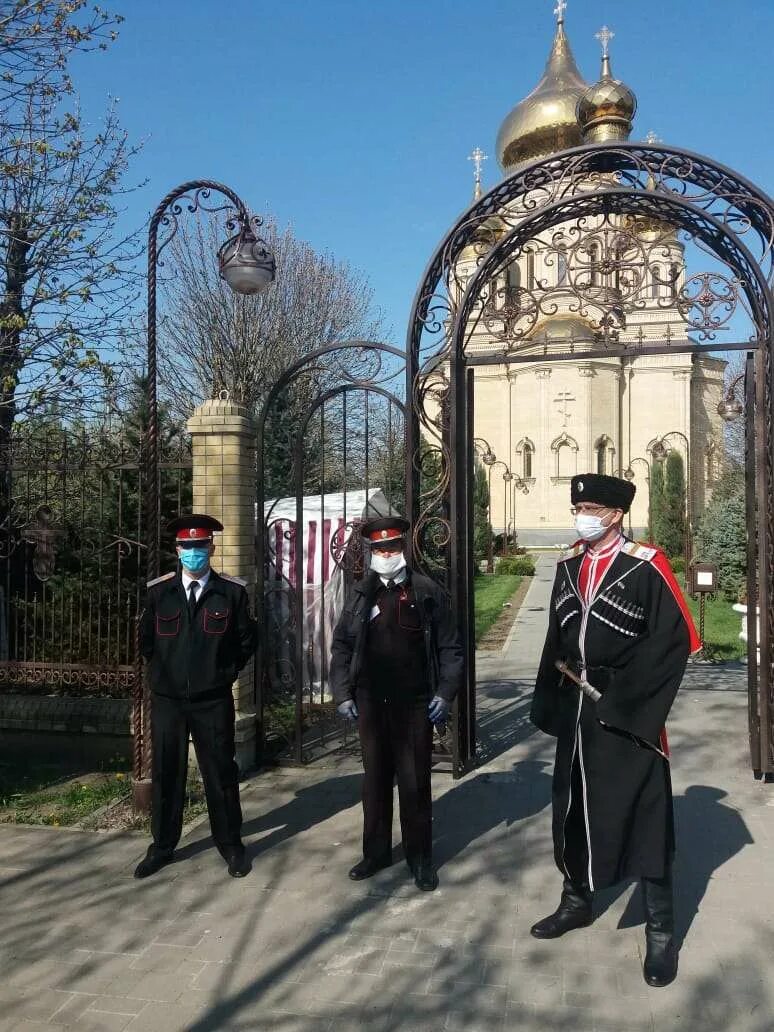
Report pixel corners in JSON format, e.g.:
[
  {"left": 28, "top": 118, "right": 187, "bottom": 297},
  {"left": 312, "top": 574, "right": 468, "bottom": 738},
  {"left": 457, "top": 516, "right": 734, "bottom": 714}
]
[{"left": 496, "top": 555, "right": 535, "bottom": 576}]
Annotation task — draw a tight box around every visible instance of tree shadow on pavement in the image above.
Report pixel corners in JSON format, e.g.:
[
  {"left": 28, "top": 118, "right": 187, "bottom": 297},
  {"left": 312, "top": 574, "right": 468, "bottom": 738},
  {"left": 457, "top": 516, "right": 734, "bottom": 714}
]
[
  {"left": 475, "top": 679, "right": 539, "bottom": 766},
  {"left": 433, "top": 759, "right": 553, "bottom": 871},
  {"left": 595, "top": 783, "right": 754, "bottom": 943}
]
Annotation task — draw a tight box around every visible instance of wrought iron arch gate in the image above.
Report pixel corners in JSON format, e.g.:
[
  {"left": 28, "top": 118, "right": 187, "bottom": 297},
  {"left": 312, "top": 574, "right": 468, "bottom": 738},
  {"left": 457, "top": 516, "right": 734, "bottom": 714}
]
[
  {"left": 406, "top": 142, "right": 774, "bottom": 779},
  {"left": 256, "top": 340, "right": 407, "bottom": 764}
]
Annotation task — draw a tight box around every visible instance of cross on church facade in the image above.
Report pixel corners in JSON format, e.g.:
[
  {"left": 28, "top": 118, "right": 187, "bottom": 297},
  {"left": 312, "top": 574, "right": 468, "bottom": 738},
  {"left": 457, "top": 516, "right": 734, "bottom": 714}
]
[{"left": 554, "top": 392, "right": 575, "bottom": 427}]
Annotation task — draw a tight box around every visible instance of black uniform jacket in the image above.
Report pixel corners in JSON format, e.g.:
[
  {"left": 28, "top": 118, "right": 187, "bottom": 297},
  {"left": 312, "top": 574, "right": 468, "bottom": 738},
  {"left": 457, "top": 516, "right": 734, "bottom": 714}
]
[
  {"left": 140, "top": 569, "right": 259, "bottom": 701},
  {"left": 330, "top": 570, "right": 463, "bottom": 706},
  {"left": 531, "top": 539, "right": 699, "bottom": 888}
]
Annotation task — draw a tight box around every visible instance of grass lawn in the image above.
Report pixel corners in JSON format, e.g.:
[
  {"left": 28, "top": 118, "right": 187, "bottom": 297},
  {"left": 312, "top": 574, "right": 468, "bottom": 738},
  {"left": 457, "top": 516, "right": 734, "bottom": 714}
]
[
  {"left": 474, "top": 574, "right": 522, "bottom": 644},
  {"left": 683, "top": 587, "right": 746, "bottom": 662},
  {"left": 0, "top": 757, "right": 207, "bottom": 831}
]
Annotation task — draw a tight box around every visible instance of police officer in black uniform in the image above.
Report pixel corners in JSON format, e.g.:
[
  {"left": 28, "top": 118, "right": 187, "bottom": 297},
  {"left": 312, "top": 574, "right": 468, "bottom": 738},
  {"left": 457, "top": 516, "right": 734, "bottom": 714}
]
[
  {"left": 134, "top": 514, "right": 258, "bottom": 880},
  {"left": 330, "top": 516, "right": 463, "bottom": 891}
]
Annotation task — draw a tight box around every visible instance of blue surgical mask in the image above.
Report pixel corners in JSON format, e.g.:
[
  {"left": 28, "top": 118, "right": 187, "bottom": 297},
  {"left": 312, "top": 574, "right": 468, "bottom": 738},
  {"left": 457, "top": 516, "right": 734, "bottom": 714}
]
[{"left": 179, "top": 547, "right": 210, "bottom": 574}]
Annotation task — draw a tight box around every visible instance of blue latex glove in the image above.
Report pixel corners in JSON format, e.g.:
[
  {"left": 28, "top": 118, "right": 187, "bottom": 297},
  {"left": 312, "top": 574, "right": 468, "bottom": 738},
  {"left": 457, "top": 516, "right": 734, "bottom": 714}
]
[
  {"left": 428, "top": 696, "right": 449, "bottom": 725},
  {"left": 337, "top": 699, "right": 359, "bottom": 722}
]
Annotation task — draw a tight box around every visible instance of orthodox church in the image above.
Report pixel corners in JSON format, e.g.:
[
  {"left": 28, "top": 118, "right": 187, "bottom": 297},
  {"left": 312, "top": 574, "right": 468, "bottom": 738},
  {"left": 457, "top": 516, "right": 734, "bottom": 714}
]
[{"left": 462, "top": 7, "right": 726, "bottom": 545}]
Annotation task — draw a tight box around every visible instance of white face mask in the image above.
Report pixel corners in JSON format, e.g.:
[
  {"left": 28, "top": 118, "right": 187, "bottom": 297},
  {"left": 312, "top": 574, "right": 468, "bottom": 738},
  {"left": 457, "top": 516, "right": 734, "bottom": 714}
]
[
  {"left": 573, "top": 513, "right": 609, "bottom": 542},
  {"left": 370, "top": 551, "right": 407, "bottom": 578}
]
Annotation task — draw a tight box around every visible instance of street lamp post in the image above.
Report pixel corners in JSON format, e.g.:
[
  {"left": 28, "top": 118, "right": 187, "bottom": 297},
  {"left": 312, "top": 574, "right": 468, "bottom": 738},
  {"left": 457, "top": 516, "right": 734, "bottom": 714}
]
[
  {"left": 136, "top": 180, "right": 275, "bottom": 813},
  {"left": 651, "top": 430, "right": 691, "bottom": 572},
  {"left": 146, "top": 180, "right": 275, "bottom": 581},
  {"left": 624, "top": 456, "right": 652, "bottom": 540}
]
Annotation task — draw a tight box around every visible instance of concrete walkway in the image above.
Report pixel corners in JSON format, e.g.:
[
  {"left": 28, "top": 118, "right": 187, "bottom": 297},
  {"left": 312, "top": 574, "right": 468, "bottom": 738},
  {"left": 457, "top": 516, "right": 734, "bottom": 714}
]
[{"left": 1, "top": 554, "right": 772, "bottom": 1031}]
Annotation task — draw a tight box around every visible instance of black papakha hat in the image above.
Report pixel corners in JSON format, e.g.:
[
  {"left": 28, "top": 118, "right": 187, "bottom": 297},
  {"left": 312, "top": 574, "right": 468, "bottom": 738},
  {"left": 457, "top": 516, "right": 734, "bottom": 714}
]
[
  {"left": 360, "top": 516, "right": 410, "bottom": 544},
  {"left": 166, "top": 513, "right": 224, "bottom": 542},
  {"left": 571, "top": 474, "right": 636, "bottom": 513}
]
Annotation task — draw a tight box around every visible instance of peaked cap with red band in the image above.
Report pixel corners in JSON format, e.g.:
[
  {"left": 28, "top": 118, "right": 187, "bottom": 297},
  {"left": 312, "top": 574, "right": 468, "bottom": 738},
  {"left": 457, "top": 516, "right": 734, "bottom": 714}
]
[
  {"left": 361, "top": 516, "right": 410, "bottom": 544},
  {"left": 167, "top": 513, "right": 224, "bottom": 543}
]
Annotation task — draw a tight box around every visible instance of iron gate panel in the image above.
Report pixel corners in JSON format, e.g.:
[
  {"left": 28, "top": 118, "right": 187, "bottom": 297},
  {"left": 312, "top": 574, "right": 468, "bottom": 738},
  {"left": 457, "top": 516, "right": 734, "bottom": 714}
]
[
  {"left": 406, "top": 141, "right": 774, "bottom": 778},
  {"left": 256, "top": 341, "right": 410, "bottom": 765},
  {"left": 0, "top": 421, "right": 191, "bottom": 699}
]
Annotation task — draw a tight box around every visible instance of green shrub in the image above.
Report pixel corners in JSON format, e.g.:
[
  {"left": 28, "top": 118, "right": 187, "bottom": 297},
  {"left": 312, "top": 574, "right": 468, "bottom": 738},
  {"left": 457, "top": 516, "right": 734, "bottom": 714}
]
[
  {"left": 669, "top": 556, "right": 685, "bottom": 575},
  {"left": 496, "top": 555, "right": 535, "bottom": 576}
]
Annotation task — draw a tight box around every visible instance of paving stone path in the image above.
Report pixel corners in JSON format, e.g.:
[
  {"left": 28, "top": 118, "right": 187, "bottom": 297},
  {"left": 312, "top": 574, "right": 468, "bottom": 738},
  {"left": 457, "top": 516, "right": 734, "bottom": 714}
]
[{"left": 1, "top": 553, "right": 772, "bottom": 1031}]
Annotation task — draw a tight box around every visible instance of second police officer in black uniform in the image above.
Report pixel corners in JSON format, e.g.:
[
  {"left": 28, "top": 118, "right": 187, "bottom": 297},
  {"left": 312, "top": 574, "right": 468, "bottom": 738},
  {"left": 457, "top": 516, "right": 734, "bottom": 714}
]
[
  {"left": 134, "top": 514, "right": 259, "bottom": 880},
  {"left": 330, "top": 516, "right": 463, "bottom": 892}
]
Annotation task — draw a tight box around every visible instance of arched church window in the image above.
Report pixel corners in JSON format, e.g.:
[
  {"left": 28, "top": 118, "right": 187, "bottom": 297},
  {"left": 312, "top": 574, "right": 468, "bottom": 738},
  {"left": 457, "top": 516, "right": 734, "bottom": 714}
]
[
  {"left": 552, "top": 233, "right": 568, "bottom": 286},
  {"left": 670, "top": 262, "right": 680, "bottom": 299},
  {"left": 526, "top": 250, "right": 535, "bottom": 289},
  {"left": 557, "top": 442, "right": 574, "bottom": 477},
  {"left": 506, "top": 262, "right": 520, "bottom": 301},
  {"left": 650, "top": 265, "right": 661, "bottom": 299},
  {"left": 588, "top": 242, "right": 600, "bottom": 287},
  {"left": 524, "top": 443, "right": 534, "bottom": 479}
]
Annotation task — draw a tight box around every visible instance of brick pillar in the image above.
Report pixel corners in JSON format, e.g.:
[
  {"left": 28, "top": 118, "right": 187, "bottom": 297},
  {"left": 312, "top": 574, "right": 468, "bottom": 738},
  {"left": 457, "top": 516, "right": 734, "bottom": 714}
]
[{"left": 187, "top": 396, "right": 257, "bottom": 772}]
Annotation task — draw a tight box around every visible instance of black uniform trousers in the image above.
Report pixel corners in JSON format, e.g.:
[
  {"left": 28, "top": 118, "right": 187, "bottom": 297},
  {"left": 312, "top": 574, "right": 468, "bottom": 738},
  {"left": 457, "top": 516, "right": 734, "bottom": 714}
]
[
  {"left": 151, "top": 692, "right": 242, "bottom": 854},
  {"left": 357, "top": 688, "right": 433, "bottom": 866}
]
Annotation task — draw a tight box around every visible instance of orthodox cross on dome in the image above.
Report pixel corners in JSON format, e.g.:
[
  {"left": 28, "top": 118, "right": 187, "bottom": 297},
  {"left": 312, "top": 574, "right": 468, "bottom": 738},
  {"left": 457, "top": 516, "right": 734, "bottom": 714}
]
[
  {"left": 554, "top": 0, "right": 567, "bottom": 25},
  {"left": 645, "top": 130, "right": 662, "bottom": 145},
  {"left": 554, "top": 391, "right": 576, "bottom": 427},
  {"left": 468, "top": 146, "right": 488, "bottom": 200},
  {"left": 594, "top": 25, "right": 614, "bottom": 57}
]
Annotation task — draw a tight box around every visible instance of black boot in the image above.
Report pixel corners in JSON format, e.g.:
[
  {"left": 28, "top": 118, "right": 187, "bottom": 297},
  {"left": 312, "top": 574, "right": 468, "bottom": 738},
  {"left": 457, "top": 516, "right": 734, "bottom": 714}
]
[
  {"left": 642, "top": 872, "right": 678, "bottom": 987},
  {"left": 530, "top": 879, "right": 592, "bottom": 939},
  {"left": 222, "top": 843, "right": 251, "bottom": 878}
]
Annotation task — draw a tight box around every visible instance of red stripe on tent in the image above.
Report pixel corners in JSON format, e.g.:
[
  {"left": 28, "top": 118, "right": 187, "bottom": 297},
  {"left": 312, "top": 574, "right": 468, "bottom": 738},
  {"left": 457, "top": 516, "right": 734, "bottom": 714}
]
[
  {"left": 321, "top": 518, "right": 332, "bottom": 583},
  {"left": 274, "top": 522, "right": 284, "bottom": 581},
  {"left": 288, "top": 524, "right": 297, "bottom": 587},
  {"left": 307, "top": 520, "right": 317, "bottom": 585}
]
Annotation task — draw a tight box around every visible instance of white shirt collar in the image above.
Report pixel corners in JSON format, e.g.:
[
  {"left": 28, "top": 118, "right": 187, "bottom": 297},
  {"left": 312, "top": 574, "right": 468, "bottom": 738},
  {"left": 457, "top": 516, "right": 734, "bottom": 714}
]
[
  {"left": 181, "top": 568, "right": 211, "bottom": 593},
  {"left": 380, "top": 568, "right": 408, "bottom": 588}
]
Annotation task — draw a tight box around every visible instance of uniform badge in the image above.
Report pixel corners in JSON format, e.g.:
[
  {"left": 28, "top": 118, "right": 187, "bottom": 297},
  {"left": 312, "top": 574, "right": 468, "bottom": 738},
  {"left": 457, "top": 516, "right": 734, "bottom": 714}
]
[
  {"left": 577, "top": 480, "right": 584, "bottom": 492},
  {"left": 380, "top": 530, "right": 388, "bottom": 539}
]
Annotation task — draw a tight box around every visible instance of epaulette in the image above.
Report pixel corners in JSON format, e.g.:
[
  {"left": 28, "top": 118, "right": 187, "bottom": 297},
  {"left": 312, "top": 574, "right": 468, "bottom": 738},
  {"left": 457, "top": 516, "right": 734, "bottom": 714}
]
[
  {"left": 219, "top": 573, "right": 247, "bottom": 587},
  {"left": 559, "top": 543, "right": 585, "bottom": 562},
  {"left": 621, "top": 540, "right": 658, "bottom": 561},
  {"left": 146, "top": 571, "right": 175, "bottom": 588}
]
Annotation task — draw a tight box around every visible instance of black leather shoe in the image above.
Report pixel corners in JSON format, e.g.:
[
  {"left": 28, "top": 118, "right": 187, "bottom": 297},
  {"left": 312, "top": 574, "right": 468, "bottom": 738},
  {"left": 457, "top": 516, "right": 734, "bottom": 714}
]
[
  {"left": 530, "top": 880, "right": 593, "bottom": 939},
  {"left": 348, "top": 854, "right": 392, "bottom": 880},
  {"left": 133, "top": 846, "right": 173, "bottom": 880},
  {"left": 412, "top": 858, "right": 439, "bottom": 892},
  {"left": 642, "top": 873, "right": 678, "bottom": 986},
  {"left": 223, "top": 844, "right": 251, "bottom": 878},
  {"left": 644, "top": 932, "right": 678, "bottom": 987}
]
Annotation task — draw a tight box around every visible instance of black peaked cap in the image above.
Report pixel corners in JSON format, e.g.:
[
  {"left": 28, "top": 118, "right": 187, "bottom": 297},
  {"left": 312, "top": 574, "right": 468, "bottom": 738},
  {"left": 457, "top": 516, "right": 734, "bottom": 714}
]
[{"left": 166, "top": 513, "right": 224, "bottom": 541}]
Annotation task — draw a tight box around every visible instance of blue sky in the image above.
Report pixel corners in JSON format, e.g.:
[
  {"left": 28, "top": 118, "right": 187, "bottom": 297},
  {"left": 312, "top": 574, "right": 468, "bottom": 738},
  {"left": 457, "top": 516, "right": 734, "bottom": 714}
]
[{"left": 73, "top": 0, "right": 774, "bottom": 344}]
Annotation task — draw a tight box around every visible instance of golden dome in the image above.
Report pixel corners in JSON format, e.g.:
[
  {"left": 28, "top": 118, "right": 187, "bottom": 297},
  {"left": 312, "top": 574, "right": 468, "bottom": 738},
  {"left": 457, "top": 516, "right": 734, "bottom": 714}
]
[
  {"left": 529, "top": 314, "right": 599, "bottom": 346},
  {"left": 577, "top": 49, "right": 637, "bottom": 143},
  {"left": 496, "top": 18, "right": 588, "bottom": 172}
]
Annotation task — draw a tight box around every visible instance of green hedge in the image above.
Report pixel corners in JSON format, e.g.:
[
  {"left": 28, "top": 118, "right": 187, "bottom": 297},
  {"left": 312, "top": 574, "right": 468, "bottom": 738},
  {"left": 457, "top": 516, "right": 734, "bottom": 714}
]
[{"left": 496, "top": 555, "right": 535, "bottom": 576}]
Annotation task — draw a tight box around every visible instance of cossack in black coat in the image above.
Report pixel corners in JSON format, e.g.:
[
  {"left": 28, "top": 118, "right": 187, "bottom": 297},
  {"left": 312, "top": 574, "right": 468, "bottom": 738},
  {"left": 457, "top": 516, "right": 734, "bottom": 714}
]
[
  {"left": 140, "top": 569, "right": 258, "bottom": 700},
  {"left": 532, "top": 539, "right": 699, "bottom": 890}
]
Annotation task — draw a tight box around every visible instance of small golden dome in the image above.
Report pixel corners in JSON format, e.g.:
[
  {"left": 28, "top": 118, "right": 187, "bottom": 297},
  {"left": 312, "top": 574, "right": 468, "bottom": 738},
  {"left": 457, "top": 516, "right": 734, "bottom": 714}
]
[
  {"left": 529, "top": 314, "right": 599, "bottom": 346},
  {"left": 496, "top": 18, "right": 588, "bottom": 172},
  {"left": 578, "top": 30, "right": 637, "bottom": 143}
]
